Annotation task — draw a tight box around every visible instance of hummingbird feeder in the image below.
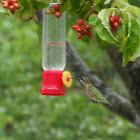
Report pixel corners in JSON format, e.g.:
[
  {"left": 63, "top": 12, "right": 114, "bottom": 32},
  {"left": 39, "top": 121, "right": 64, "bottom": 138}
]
[{"left": 40, "top": 0, "right": 72, "bottom": 96}]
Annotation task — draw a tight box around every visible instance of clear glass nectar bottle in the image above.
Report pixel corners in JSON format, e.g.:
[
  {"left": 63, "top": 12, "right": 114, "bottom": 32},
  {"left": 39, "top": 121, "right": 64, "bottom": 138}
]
[{"left": 42, "top": 3, "right": 66, "bottom": 71}]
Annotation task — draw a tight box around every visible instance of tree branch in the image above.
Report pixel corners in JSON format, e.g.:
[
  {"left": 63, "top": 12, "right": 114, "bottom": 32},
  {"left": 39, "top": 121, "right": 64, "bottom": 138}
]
[
  {"left": 66, "top": 41, "right": 140, "bottom": 128},
  {"left": 106, "top": 45, "right": 140, "bottom": 116}
]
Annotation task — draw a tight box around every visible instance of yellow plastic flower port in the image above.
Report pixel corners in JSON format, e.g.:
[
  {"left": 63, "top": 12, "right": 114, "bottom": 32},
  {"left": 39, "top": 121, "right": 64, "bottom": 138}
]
[{"left": 62, "top": 71, "right": 73, "bottom": 88}]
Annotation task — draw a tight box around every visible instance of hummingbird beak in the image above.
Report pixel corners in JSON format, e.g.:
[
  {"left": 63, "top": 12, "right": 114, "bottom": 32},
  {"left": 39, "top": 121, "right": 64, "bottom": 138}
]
[{"left": 72, "top": 77, "right": 81, "bottom": 80}]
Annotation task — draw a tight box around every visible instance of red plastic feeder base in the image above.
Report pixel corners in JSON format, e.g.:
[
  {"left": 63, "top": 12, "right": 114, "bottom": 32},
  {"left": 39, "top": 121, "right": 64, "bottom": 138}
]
[{"left": 40, "top": 70, "right": 66, "bottom": 96}]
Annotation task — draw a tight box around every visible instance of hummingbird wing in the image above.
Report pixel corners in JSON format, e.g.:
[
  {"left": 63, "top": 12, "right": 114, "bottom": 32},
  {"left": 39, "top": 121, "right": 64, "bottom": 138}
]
[
  {"left": 80, "top": 79, "right": 98, "bottom": 102},
  {"left": 85, "top": 85, "right": 99, "bottom": 102},
  {"left": 92, "top": 85, "right": 111, "bottom": 105}
]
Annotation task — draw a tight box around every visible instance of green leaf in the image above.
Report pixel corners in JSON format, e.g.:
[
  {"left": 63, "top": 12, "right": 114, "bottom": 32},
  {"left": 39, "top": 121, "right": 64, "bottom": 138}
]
[
  {"left": 32, "top": 0, "right": 49, "bottom": 10},
  {"left": 104, "top": 0, "right": 112, "bottom": 5},
  {"left": 19, "top": 0, "right": 28, "bottom": 7},
  {"left": 94, "top": 0, "right": 109, "bottom": 11},
  {"left": 112, "top": 1, "right": 130, "bottom": 9},
  {"left": 20, "top": 2, "right": 37, "bottom": 22},
  {"left": 60, "top": 1, "right": 67, "bottom": 13},
  {"left": 129, "top": 42, "right": 140, "bottom": 61},
  {"left": 88, "top": 14, "right": 98, "bottom": 26},
  {"left": 129, "top": 0, "right": 140, "bottom": 6},
  {"left": 95, "top": 0, "right": 102, "bottom": 5},
  {"left": 121, "top": 18, "right": 140, "bottom": 66},
  {"left": 67, "top": 0, "right": 81, "bottom": 11},
  {"left": 113, "top": 1, "right": 140, "bottom": 19},
  {"left": 123, "top": 6, "right": 140, "bottom": 19},
  {"left": 78, "top": 1, "right": 91, "bottom": 19}
]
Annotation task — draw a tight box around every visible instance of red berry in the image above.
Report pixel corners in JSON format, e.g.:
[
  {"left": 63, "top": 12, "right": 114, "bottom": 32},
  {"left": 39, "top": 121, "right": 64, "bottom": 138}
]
[
  {"left": 114, "top": 15, "right": 120, "bottom": 21},
  {"left": 54, "top": 4, "right": 60, "bottom": 11},
  {"left": 90, "top": 10, "right": 94, "bottom": 14},
  {"left": 9, "top": 5, "right": 15, "bottom": 14},
  {"left": 9, "top": 5, "right": 15, "bottom": 10},
  {"left": 109, "top": 16, "right": 115, "bottom": 23},
  {"left": 112, "top": 27, "right": 117, "bottom": 32},
  {"left": 14, "top": 3, "right": 20, "bottom": 9},
  {"left": 2, "top": 1, "right": 8, "bottom": 5},
  {"left": 7, "top": 0, "right": 13, "bottom": 5},
  {"left": 72, "top": 25, "right": 79, "bottom": 30},
  {"left": 13, "top": 0, "right": 18, "bottom": 3},
  {"left": 76, "top": 26, "right": 83, "bottom": 32},
  {"left": 86, "top": 31, "right": 92, "bottom": 37},
  {"left": 78, "top": 33, "right": 84, "bottom": 39},
  {"left": 78, "top": 19, "right": 84, "bottom": 26},
  {"left": 55, "top": 11, "right": 61, "bottom": 18},
  {"left": 10, "top": 9, "right": 15, "bottom": 14},
  {"left": 113, "top": 21, "right": 119, "bottom": 27},
  {"left": 90, "top": 10, "right": 98, "bottom": 15},
  {"left": 84, "top": 24, "right": 90, "bottom": 30},
  {"left": 3, "top": 3, "right": 9, "bottom": 8}
]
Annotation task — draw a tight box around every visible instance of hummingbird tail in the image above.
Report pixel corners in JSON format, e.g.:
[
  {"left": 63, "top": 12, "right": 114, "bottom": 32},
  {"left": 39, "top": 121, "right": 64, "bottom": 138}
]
[{"left": 100, "top": 100, "right": 112, "bottom": 105}]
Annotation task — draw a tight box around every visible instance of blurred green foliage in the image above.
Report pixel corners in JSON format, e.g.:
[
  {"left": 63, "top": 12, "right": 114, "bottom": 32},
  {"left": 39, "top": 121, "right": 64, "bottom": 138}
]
[{"left": 0, "top": 14, "right": 140, "bottom": 140}]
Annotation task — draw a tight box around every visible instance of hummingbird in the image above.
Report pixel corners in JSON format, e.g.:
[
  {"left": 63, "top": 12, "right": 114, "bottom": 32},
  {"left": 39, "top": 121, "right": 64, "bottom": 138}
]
[{"left": 75, "top": 77, "right": 111, "bottom": 105}]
